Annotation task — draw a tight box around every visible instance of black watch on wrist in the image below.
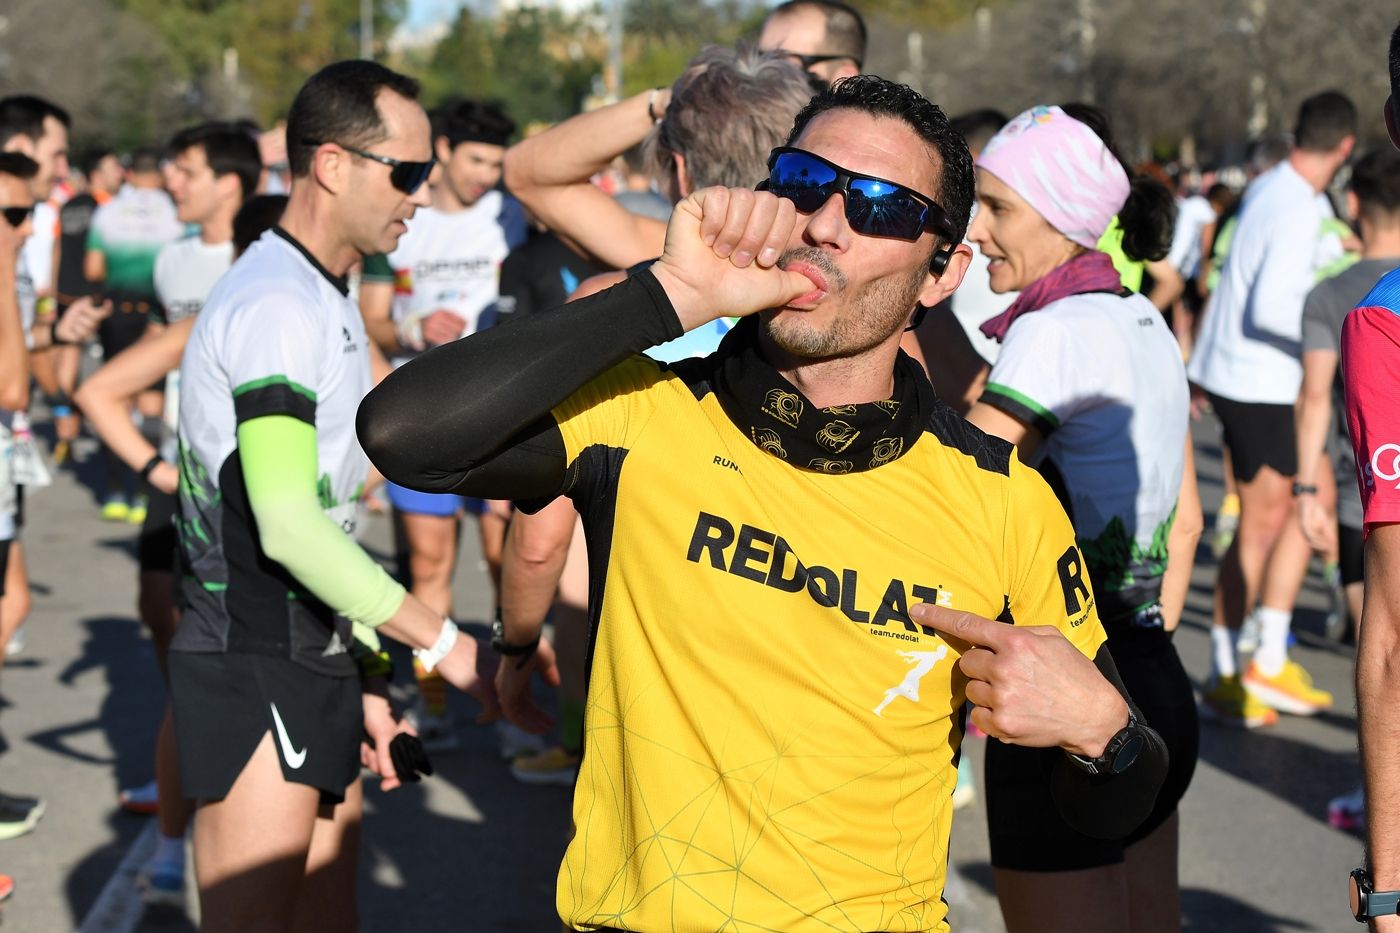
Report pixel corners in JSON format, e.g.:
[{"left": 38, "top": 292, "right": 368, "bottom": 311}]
[
  {"left": 1293, "top": 481, "right": 1319, "bottom": 497},
  {"left": 1067, "top": 710, "right": 1147, "bottom": 776},
  {"left": 490, "top": 610, "right": 540, "bottom": 659},
  {"left": 1351, "top": 868, "right": 1400, "bottom": 922}
]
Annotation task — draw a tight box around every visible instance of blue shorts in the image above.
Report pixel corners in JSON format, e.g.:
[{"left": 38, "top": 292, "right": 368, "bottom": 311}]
[{"left": 384, "top": 481, "right": 483, "bottom": 517}]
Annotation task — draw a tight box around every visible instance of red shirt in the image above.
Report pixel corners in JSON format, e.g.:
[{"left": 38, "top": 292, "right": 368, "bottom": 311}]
[{"left": 1343, "top": 266, "right": 1400, "bottom": 532}]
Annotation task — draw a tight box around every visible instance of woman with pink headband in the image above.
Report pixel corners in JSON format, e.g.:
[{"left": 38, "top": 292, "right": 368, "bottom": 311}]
[{"left": 962, "top": 104, "right": 1202, "bottom": 933}]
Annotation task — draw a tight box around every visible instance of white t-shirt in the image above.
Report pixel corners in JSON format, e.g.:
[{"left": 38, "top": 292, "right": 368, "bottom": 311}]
[
  {"left": 20, "top": 200, "right": 57, "bottom": 295},
  {"left": 1166, "top": 194, "right": 1216, "bottom": 279},
  {"left": 949, "top": 241, "right": 1013, "bottom": 365},
  {"left": 384, "top": 192, "right": 527, "bottom": 364},
  {"left": 1187, "top": 162, "right": 1332, "bottom": 404},
  {"left": 153, "top": 235, "right": 234, "bottom": 459},
  {"left": 982, "top": 291, "right": 1189, "bottom": 623}
]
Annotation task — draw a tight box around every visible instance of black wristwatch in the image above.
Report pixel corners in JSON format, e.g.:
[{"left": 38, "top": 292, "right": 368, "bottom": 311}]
[
  {"left": 490, "top": 610, "right": 540, "bottom": 660},
  {"left": 1067, "top": 710, "right": 1147, "bottom": 776},
  {"left": 1351, "top": 868, "right": 1400, "bottom": 922},
  {"left": 1292, "top": 481, "right": 1319, "bottom": 497}
]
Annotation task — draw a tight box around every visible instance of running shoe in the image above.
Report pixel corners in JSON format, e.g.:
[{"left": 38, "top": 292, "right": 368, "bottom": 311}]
[
  {"left": 137, "top": 856, "right": 185, "bottom": 908},
  {"left": 1199, "top": 675, "right": 1279, "bottom": 729},
  {"left": 510, "top": 746, "right": 581, "bottom": 786},
  {"left": 118, "top": 779, "right": 159, "bottom": 816},
  {"left": 127, "top": 495, "right": 149, "bottom": 525},
  {"left": 496, "top": 721, "right": 547, "bottom": 761},
  {"left": 1236, "top": 612, "right": 1261, "bottom": 656},
  {"left": 1328, "top": 785, "right": 1365, "bottom": 832},
  {"left": 951, "top": 754, "right": 976, "bottom": 811},
  {"left": 5, "top": 628, "right": 23, "bottom": 659},
  {"left": 100, "top": 496, "right": 130, "bottom": 522},
  {"left": 0, "top": 793, "right": 44, "bottom": 840},
  {"left": 406, "top": 709, "right": 460, "bottom": 753},
  {"left": 0, "top": 874, "right": 14, "bottom": 903},
  {"left": 51, "top": 439, "right": 70, "bottom": 466},
  {"left": 1243, "top": 660, "right": 1334, "bottom": 715},
  {"left": 1211, "top": 495, "right": 1240, "bottom": 558}
]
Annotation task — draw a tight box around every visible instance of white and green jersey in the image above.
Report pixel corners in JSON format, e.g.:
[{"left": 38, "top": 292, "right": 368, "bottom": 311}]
[
  {"left": 172, "top": 228, "right": 372, "bottom": 675},
  {"left": 981, "top": 291, "right": 1189, "bottom": 625}
]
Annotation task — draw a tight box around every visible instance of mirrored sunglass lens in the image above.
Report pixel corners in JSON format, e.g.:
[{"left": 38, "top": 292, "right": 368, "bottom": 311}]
[
  {"left": 769, "top": 153, "right": 836, "bottom": 212},
  {"left": 847, "top": 180, "right": 927, "bottom": 239}
]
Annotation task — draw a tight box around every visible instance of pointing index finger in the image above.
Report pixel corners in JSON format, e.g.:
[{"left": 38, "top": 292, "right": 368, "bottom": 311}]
[{"left": 910, "top": 603, "right": 1009, "bottom": 651}]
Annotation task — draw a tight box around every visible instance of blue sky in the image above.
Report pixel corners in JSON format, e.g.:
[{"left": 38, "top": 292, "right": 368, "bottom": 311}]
[{"left": 404, "top": 0, "right": 469, "bottom": 31}]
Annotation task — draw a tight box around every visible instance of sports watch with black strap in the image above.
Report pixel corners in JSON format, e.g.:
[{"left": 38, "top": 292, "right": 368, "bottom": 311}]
[
  {"left": 491, "top": 608, "right": 540, "bottom": 668},
  {"left": 1351, "top": 868, "right": 1400, "bottom": 922},
  {"left": 1066, "top": 709, "right": 1149, "bottom": 776}
]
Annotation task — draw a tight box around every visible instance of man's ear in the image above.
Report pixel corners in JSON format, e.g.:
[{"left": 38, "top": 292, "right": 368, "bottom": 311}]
[
  {"left": 673, "top": 151, "right": 692, "bottom": 199},
  {"left": 312, "top": 145, "right": 344, "bottom": 195},
  {"left": 917, "top": 242, "right": 974, "bottom": 308}
]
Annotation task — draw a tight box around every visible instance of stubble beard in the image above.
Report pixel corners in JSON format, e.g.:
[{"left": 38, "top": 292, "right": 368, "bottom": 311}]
[{"left": 764, "top": 247, "right": 927, "bottom": 360}]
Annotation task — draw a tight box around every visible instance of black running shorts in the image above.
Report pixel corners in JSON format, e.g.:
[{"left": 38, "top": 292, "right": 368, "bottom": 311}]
[
  {"left": 97, "top": 298, "right": 152, "bottom": 361},
  {"left": 1340, "top": 523, "right": 1364, "bottom": 587},
  {"left": 1208, "top": 392, "right": 1297, "bottom": 482},
  {"left": 137, "top": 489, "right": 178, "bottom": 573},
  {"left": 169, "top": 651, "right": 362, "bottom": 804},
  {"left": 0, "top": 538, "right": 10, "bottom": 598},
  {"left": 986, "top": 624, "right": 1199, "bottom": 871}
]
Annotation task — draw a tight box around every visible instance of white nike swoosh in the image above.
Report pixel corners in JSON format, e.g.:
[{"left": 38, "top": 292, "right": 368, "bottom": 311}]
[{"left": 270, "top": 703, "right": 307, "bottom": 770}]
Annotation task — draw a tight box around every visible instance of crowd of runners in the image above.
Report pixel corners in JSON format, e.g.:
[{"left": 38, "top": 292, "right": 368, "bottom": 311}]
[{"left": 1, "top": 1, "right": 1400, "bottom": 930}]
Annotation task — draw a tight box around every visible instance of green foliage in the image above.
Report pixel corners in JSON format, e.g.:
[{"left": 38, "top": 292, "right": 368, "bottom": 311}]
[{"left": 418, "top": 7, "right": 602, "bottom": 128}]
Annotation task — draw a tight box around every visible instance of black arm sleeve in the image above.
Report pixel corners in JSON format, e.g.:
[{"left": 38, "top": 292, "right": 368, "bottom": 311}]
[
  {"left": 1048, "top": 643, "right": 1170, "bottom": 840},
  {"left": 356, "top": 269, "right": 683, "bottom": 501}
]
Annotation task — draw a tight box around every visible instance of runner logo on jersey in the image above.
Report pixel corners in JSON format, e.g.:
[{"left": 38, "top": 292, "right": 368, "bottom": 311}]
[{"left": 874, "top": 646, "right": 949, "bottom": 717}]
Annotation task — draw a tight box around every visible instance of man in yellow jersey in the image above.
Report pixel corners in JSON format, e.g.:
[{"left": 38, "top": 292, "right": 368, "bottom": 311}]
[{"left": 360, "top": 76, "right": 1168, "bottom": 932}]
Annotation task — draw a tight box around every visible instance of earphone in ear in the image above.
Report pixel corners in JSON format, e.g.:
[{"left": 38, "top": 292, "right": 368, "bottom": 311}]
[{"left": 930, "top": 245, "right": 953, "bottom": 276}]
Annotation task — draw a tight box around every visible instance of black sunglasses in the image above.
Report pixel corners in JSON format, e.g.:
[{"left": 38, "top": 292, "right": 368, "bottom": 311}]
[
  {"left": 0, "top": 206, "right": 33, "bottom": 228},
  {"left": 758, "top": 148, "right": 956, "bottom": 243},
  {"left": 300, "top": 138, "right": 435, "bottom": 195},
  {"left": 776, "top": 50, "right": 862, "bottom": 72}
]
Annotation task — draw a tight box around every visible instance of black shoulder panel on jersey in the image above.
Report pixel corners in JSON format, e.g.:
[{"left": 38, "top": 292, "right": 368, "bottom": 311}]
[
  {"left": 659, "top": 354, "right": 721, "bottom": 402},
  {"left": 566, "top": 444, "right": 629, "bottom": 702},
  {"left": 922, "top": 401, "right": 1012, "bottom": 476}
]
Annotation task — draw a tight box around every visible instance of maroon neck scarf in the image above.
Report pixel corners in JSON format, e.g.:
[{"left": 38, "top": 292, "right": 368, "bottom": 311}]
[{"left": 979, "top": 250, "right": 1125, "bottom": 342}]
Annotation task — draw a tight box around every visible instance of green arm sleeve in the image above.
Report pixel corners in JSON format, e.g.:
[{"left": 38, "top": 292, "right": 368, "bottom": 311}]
[{"left": 237, "top": 415, "right": 406, "bottom": 628}]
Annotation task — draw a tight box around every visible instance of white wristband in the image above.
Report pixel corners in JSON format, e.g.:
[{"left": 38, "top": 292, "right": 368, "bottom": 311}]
[{"left": 413, "top": 618, "right": 459, "bottom": 673}]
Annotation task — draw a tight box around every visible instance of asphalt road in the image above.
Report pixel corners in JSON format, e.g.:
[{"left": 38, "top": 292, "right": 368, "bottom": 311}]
[{"left": 0, "top": 413, "right": 1366, "bottom": 932}]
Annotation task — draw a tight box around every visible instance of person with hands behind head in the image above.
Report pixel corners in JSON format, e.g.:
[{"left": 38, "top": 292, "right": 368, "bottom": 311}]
[
  {"left": 164, "top": 62, "right": 497, "bottom": 933},
  {"left": 362, "top": 76, "right": 1166, "bottom": 933}
]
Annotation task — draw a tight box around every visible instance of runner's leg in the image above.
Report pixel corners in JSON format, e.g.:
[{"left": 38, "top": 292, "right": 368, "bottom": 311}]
[
  {"left": 401, "top": 511, "right": 459, "bottom": 618},
  {"left": 290, "top": 777, "right": 363, "bottom": 933},
  {"left": 0, "top": 542, "right": 31, "bottom": 657},
  {"left": 1122, "top": 812, "right": 1181, "bottom": 933},
  {"left": 994, "top": 864, "right": 1131, "bottom": 933},
  {"left": 193, "top": 732, "right": 321, "bottom": 933}
]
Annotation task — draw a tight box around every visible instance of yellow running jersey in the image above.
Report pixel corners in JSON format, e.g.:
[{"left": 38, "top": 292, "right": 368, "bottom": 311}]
[{"left": 551, "top": 355, "right": 1106, "bottom": 933}]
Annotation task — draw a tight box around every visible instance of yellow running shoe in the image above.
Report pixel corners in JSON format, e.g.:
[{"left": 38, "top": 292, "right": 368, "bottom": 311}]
[
  {"left": 1243, "top": 660, "right": 1334, "bottom": 716},
  {"left": 1199, "top": 674, "right": 1278, "bottom": 729},
  {"left": 510, "top": 746, "right": 580, "bottom": 786},
  {"left": 127, "top": 495, "right": 148, "bottom": 525},
  {"left": 100, "top": 496, "right": 129, "bottom": 522}
]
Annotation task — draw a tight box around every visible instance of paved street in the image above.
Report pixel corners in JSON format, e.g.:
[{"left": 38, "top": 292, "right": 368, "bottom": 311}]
[{"left": 0, "top": 414, "right": 1365, "bottom": 932}]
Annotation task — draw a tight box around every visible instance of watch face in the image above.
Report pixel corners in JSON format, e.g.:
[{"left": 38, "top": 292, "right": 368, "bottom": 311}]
[
  {"left": 1351, "top": 868, "right": 1367, "bottom": 920},
  {"left": 1112, "top": 733, "right": 1147, "bottom": 774}
]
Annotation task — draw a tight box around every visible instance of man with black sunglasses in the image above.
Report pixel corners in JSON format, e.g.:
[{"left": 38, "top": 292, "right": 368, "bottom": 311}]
[
  {"left": 362, "top": 75, "right": 1169, "bottom": 932},
  {"left": 167, "top": 60, "right": 498, "bottom": 930},
  {"left": 758, "top": 0, "right": 866, "bottom": 89}
]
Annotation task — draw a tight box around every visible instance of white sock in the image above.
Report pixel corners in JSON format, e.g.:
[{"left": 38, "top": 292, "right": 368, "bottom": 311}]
[
  {"left": 152, "top": 834, "right": 185, "bottom": 872},
  {"left": 1252, "top": 606, "right": 1292, "bottom": 676},
  {"left": 1210, "top": 624, "right": 1238, "bottom": 679}
]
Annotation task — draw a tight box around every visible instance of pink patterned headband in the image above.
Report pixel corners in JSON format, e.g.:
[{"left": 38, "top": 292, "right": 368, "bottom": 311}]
[{"left": 976, "top": 105, "right": 1130, "bottom": 249}]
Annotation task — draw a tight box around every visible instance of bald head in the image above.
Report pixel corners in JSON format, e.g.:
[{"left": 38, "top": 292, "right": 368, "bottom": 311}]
[{"left": 758, "top": 1, "right": 866, "bottom": 88}]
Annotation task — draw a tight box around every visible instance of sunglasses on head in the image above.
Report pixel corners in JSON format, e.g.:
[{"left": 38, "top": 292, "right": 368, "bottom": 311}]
[
  {"left": 758, "top": 148, "right": 956, "bottom": 244},
  {"left": 300, "top": 138, "right": 435, "bottom": 195},
  {"left": 0, "top": 206, "right": 33, "bottom": 228}
]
